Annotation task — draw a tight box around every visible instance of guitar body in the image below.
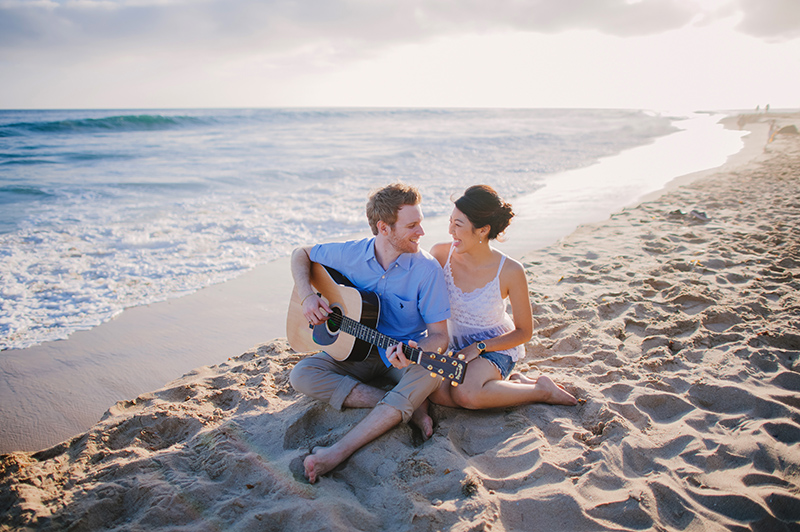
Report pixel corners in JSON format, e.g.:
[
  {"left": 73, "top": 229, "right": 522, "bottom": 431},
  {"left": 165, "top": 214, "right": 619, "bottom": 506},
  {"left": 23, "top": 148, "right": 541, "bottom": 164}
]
[
  {"left": 287, "top": 262, "right": 467, "bottom": 385},
  {"left": 286, "top": 262, "right": 380, "bottom": 361}
]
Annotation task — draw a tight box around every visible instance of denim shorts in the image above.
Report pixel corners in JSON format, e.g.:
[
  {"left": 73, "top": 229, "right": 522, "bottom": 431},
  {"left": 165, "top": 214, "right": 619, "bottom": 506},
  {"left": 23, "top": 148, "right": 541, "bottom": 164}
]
[{"left": 480, "top": 351, "right": 515, "bottom": 380}]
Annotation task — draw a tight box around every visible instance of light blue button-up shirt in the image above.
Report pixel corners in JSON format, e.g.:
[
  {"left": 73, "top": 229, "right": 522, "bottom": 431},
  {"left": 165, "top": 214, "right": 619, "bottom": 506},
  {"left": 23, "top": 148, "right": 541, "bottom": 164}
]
[{"left": 310, "top": 237, "right": 450, "bottom": 366}]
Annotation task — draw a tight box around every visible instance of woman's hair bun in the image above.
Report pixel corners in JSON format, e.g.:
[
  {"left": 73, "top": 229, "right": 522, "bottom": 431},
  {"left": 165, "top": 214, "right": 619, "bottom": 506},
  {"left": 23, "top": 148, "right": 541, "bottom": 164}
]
[{"left": 454, "top": 185, "right": 515, "bottom": 240}]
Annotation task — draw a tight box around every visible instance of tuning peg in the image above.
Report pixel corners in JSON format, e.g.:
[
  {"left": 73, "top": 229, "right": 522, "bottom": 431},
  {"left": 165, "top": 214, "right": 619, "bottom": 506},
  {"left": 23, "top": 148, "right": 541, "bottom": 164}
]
[{"left": 430, "top": 372, "right": 437, "bottom": 379}]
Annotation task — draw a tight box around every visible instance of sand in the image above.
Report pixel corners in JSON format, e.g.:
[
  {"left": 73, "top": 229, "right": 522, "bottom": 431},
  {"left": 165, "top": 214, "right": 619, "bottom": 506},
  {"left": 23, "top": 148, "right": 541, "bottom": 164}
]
[{"left": 2, "top": 112, "right": 799, "bottom": 531}]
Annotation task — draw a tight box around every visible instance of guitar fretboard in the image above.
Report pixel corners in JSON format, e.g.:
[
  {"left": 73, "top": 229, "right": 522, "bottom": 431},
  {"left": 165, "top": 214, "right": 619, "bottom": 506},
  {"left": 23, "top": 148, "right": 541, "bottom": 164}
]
[{"left": 327, "top": 312, "right": 421, "bottom": 364}]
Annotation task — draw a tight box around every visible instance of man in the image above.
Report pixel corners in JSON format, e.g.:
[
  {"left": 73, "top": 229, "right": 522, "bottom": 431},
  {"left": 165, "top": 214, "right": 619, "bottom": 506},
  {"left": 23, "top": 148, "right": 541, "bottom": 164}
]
[{"left": 289, "top": 183, "right": 449, "bottom": 483}]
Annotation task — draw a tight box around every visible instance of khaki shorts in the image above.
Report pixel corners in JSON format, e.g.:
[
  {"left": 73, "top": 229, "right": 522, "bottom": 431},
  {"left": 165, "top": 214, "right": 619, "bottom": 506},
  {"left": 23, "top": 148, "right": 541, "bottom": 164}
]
[{"left": 289, "top": 351, "right": 440, "bottom": 423}]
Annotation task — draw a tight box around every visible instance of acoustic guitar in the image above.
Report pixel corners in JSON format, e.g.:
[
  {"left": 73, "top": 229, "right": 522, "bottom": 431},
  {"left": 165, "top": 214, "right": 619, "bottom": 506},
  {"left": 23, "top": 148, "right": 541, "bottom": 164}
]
[{"left": 286, "top": 262, "right": 466, "bottom": 386}]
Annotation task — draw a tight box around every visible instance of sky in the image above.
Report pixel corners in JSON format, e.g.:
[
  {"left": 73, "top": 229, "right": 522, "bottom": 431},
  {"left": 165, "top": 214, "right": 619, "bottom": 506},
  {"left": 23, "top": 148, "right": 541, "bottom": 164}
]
[{"left": 1, "top": 0, "right": 799, "bottom": 111}]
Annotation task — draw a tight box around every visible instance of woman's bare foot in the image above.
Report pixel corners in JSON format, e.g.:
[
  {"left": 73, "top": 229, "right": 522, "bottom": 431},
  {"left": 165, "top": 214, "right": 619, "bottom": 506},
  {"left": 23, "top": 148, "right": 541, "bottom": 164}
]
[
  {"left": 304, "top": 446, "right": 344, "bottom": 484},
  {"left": 411, "top": 400, "right": 434, "bottom": 441},
  {"left": 533, "top": 375, "right": 578, "bottom": 406}
]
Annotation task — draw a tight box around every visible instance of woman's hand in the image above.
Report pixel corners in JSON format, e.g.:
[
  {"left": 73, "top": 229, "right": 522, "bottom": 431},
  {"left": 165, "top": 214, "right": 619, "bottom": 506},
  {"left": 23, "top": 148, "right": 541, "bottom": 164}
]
[
  {"left": 386, "top": 340, "right": 415, "bottom": 369},
  {"left": 456, "top": 343, "right": 483, "bottom": 363}
]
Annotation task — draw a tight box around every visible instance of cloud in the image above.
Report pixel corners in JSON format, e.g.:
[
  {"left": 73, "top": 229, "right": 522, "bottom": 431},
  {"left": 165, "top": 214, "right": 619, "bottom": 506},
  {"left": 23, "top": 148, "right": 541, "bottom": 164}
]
[
  {"left": 416, "top": 0, "right": 697, "bottom": 36},
  {"left": 1, "top": 0, "right": 798, "bottom": 63},
  {"left": 731, "top": 0, "right": 800, "bottom": 41}
]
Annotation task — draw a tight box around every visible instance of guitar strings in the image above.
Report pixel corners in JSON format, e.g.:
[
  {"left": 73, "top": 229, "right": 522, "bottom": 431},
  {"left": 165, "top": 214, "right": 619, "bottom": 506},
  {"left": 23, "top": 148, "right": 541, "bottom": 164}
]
[
  {"left": 325, "top": 311, "right": 414, "bottom": 354},
  {"left": 322, "top": 309, "right": 463, "bottom": 384}
]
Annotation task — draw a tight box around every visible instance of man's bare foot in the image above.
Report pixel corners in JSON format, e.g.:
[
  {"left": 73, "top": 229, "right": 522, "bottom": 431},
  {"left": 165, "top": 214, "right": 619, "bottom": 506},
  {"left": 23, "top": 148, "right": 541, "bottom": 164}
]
[
  {"left": 304, "top": 446, "right": 343, "bottom": 484},
  {"left": 533, "top": 375, "right": 578, "bottom": 406},
  {"left": 411, "top": 400, "right": 434, "bottom": 441}
]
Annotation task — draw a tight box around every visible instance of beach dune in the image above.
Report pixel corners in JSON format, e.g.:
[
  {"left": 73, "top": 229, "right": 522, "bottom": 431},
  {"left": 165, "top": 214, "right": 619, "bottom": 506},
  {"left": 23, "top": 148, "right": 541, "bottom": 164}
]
[{"left": 1, "top": 113, "right": 799, "bottom": 531}]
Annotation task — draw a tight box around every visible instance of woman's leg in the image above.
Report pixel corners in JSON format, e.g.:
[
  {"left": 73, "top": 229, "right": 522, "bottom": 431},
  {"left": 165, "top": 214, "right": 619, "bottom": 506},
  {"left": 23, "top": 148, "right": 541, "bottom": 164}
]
[
  {"left": 450, "top": 358, "right": 577, "bottom": 409},
  {"left": 427, "top": 376, "right": 461, "bottom": 408}
]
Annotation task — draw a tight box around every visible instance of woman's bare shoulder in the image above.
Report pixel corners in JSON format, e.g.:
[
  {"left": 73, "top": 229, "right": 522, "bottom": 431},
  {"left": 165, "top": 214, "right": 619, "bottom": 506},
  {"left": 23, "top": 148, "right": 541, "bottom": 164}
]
[
  {"left": 429, "top": 242, "right": 451, "bottom": 266},
  {"left": 499, "top": 253, "right": 526, "bottom": 281}
]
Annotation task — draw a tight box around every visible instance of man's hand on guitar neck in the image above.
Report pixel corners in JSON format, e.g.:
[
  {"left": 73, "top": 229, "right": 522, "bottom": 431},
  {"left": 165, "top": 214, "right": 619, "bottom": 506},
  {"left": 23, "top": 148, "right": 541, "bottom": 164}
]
[{"left": 386, "top": 341, "right": 415, "bottom": 370}]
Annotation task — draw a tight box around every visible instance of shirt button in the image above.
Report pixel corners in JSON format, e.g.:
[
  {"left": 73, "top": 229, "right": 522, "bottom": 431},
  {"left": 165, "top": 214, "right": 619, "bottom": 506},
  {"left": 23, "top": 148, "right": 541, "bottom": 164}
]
[{"left": 381, "top": 275, "right": 385, "bottom": 279}]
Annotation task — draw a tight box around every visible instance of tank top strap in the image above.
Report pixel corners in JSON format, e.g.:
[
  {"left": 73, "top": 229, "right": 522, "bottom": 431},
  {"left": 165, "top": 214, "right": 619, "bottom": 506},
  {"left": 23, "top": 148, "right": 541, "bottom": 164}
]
[
  {"left": 495, "top": 253, "right": 507, "bottom": 279},
  {"left": 446, "top": 242, "right": 456, "bottom": 266}
]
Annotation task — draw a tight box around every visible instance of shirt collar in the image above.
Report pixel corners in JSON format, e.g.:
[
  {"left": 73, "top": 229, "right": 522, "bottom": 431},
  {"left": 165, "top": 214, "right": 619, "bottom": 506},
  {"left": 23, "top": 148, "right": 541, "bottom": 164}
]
[
  {"left": 395, "top": 252, "right": 413, "bottom": 270},
  {"left": 366, "top": 237, "right": 414, "bottom": 271}
]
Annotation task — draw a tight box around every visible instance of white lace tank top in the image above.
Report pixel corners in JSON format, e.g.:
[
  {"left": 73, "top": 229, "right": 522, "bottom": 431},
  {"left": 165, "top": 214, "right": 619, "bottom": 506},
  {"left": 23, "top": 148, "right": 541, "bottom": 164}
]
[{"left": 444, "top": 244, "right": 524, "bottom": 362}]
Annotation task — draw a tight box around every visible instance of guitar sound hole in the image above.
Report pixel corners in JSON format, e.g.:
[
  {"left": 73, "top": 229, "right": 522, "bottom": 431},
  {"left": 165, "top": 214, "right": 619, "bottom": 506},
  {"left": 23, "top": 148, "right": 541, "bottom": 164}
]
[{"left": 327, "top": 307, "right": 343, "bottom": 333}]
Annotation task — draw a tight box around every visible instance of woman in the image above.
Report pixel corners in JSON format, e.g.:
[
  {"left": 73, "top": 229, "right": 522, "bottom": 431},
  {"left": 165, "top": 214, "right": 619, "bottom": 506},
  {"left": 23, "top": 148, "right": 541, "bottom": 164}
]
[{"left": 428, "top": 185, "right": 577, "bottom": 409}]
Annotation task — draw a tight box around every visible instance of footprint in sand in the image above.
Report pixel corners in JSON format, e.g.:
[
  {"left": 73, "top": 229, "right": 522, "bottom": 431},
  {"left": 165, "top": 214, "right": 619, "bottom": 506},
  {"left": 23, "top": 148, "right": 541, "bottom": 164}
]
[
  {"left": 700, "top": 309, "right": 742, "bottom": 332},
  {"left": 607, "top": 401, "right": 649, "bottom": 429},
  {"left": 586, "top": 497, "right": 653, "bottom": 530},
  {"left": 601, "top": 383, "right": 634, "bottom": 402},
  {"left": 688, "top": 382, "right": 789, "bottom": 419},
  {"left": 749, "top": 332, "right": 800, "bottom": 352},
  {"left": 282, "top": 402, "right": 366, "bottom": 450},
  {"left": 742, "top": 473, "right": 793, "bottom": 488},
  {"left": 686, "top": 490, "right": 771, "bottom": 523},
  {"left": 105, "top": 412, "right": 203, "bottom": 451},
  {"left": 208, "top": 388, "right": 243, "bottom": 411},
  {"left": 762, "top": 422, "right": 800, "bottom": 445},
  {"left": 152, "top": 383, "right": 199, "bottom": 403},
  {"left": 771, "top": 371, "right": 800, "bottom": 391},
  {"left": 647, "top": 481, "right": 695, "bottom": 530}
]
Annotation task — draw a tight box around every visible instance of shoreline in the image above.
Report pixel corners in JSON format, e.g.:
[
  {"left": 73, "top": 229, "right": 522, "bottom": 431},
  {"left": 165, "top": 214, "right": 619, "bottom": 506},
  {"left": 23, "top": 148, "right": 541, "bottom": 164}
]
[
  {"left": 0, "top": 112, "right": 773, "bottom": 454},
  {"left": 2, "top": 111, "right": 798, "bottom": 531}
]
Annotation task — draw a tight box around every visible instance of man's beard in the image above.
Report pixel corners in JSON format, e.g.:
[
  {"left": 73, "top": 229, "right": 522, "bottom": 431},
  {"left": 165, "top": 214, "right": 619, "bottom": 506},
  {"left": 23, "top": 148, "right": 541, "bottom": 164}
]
[{"left": 387, "top": 229, "right": 418, "bottom": 255}]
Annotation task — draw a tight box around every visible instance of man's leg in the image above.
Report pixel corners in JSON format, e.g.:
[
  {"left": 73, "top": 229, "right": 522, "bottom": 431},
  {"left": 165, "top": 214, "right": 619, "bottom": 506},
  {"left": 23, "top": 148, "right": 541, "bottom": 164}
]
[
  {"left": 340, "top": 382, "right": 386, "bottom": 408},
  {"left": 304, "top": 403, "right": 402, "bottom": 483},
  {"left": 302, "top": 364, "right": 441, "bottom": 483},
  {"left": 289, "top": 352, "right": 386, "bottom": 411}
]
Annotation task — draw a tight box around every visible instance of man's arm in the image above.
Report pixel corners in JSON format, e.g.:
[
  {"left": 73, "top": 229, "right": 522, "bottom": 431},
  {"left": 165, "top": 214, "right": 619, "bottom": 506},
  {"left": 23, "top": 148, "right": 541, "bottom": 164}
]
[{"left": 291, "top": 246, "right": 331, "bottom": 325}]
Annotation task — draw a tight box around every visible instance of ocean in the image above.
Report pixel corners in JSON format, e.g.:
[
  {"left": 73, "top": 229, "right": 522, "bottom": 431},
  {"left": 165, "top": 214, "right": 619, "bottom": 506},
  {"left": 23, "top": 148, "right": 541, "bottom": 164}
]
[{"left": 0, "top": 108, "right": 744, "bottom": 351}]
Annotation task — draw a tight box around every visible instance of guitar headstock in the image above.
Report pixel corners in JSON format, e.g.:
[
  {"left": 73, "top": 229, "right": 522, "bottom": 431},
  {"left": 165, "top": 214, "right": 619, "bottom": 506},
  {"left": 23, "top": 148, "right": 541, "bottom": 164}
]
[{"left": 418, "top": 350, "right": 466, "bottom": 386}]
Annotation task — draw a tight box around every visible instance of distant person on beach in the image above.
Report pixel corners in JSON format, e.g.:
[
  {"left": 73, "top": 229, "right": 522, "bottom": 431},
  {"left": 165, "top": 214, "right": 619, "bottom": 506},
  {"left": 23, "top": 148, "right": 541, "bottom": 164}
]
[
  {"left": 426, "top": 185, "right": 577, "bottom": 410},
  {"left": 289, "top": 183, "right": 450, "bottom": 483}
]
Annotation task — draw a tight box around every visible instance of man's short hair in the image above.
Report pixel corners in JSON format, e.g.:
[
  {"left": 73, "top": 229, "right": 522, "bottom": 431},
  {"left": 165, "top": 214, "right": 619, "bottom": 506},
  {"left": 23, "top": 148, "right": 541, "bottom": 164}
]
[{"left": 366, "top": 183, "right": 421, "bottom": 235}]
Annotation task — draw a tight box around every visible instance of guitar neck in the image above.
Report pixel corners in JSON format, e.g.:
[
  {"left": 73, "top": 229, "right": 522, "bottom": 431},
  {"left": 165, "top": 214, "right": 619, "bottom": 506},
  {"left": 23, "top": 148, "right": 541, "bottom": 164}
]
[{"left": 338, "top": 314, "right": 423, "bottom": 364}]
